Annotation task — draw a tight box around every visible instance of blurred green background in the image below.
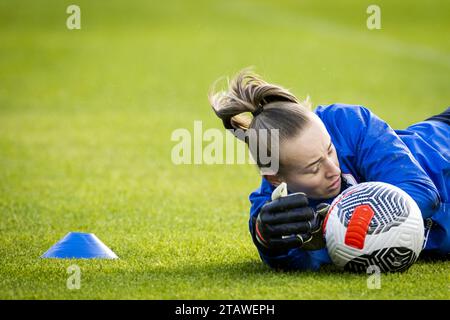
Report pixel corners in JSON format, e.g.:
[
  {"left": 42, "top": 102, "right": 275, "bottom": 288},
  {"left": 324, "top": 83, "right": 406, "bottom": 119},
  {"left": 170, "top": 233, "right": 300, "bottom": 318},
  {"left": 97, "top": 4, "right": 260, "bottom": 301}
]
[{"left": 0, "top": 0, "right": 449, "bottom": 299}]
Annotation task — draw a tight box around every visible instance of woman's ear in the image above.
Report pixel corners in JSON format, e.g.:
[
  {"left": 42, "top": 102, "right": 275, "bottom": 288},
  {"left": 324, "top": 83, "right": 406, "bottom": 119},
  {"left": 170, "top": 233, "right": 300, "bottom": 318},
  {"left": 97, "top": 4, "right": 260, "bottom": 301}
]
[{"left": 263, "top": 174, "right": 283, "bottom": 187}]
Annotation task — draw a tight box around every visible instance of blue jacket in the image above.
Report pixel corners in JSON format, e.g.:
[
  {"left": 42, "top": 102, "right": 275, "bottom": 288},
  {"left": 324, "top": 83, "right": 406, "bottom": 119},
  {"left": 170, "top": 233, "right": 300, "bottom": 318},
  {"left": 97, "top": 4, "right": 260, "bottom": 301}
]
[{"left": 248, "top": 104, "right": 450, "bottom": 271}]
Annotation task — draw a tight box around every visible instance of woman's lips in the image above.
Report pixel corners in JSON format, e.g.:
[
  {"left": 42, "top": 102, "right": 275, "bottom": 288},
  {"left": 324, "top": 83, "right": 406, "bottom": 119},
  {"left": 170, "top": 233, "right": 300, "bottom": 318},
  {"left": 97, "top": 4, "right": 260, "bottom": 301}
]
[{"left": 328, "top": 176, "right": 341, "bottom": 191}]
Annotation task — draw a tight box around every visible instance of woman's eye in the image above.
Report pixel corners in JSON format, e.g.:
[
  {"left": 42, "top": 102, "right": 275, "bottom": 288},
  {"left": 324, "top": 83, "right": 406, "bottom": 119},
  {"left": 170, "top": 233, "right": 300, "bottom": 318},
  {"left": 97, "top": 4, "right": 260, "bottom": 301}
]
[{"left": 328, "top": 146, "right": 334, "bottom": 154}]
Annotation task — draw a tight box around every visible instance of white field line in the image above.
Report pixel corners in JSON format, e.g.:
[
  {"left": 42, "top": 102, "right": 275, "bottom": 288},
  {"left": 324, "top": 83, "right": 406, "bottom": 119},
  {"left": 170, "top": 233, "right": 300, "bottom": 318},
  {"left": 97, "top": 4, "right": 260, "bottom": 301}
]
[{"left": 220, "top": 1, "right": 450, "bottom": 69}]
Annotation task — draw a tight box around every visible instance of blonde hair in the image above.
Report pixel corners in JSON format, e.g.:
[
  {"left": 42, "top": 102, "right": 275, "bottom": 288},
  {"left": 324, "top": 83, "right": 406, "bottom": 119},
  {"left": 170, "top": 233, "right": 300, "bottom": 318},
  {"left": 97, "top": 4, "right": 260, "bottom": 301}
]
[
  {"left": 209, "top": 69, "right": 312, "bottom": 171},
  {"left": 208, "top": 68, "right": 311, "bottom": 169}
]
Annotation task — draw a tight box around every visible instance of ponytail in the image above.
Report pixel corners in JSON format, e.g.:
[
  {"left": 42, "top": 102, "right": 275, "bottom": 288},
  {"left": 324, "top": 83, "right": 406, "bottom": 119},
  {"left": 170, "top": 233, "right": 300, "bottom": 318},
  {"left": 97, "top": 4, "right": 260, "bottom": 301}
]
[
  {"left": 208, "top": 68, "right": 312, "bottom": 170},
  {"left": 209, "top": 68, "right": 303, "bottom": 133}
]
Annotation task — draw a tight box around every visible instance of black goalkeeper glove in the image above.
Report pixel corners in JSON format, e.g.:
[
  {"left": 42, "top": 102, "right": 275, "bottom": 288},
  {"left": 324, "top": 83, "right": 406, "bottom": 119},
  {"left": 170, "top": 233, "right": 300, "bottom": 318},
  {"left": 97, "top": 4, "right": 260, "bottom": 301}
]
[{"left": 253, "top": 192, "right": 329, "bottom": 252}]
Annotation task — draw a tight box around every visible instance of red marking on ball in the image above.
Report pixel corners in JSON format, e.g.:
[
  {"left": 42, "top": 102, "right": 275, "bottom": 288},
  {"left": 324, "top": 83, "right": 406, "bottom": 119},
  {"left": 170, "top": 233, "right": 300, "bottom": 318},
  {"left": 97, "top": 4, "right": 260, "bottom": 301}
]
[
  {"left": 323, "top": 186, "right": 365, "bottom": 234},
  {"left": 344, "top": 204, "right": 375, "bottom": 249}
]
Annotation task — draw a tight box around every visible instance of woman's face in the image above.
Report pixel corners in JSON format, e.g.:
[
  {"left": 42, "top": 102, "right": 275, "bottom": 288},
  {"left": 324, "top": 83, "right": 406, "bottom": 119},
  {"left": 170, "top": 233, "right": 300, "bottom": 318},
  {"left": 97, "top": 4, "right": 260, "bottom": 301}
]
[{"left": 267, "top": 113, "right": 342, "bottom": 200}]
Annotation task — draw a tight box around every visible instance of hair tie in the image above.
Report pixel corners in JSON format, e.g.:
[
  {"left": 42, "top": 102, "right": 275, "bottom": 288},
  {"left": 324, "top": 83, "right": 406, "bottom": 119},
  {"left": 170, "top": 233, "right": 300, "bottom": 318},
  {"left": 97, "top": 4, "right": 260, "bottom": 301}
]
[{"left": 252, "top": 106, "right": 264, "bottom": 117}]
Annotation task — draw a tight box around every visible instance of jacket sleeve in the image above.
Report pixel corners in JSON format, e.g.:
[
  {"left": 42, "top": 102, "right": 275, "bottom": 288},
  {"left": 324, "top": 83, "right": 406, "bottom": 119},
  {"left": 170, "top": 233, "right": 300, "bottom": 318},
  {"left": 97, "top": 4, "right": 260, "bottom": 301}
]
[
  {"left": 248, "top": 179, "right": 331, "bottom": 271},
  {"left": 321, "top": 104, "right": 441, "bottom": 219}
]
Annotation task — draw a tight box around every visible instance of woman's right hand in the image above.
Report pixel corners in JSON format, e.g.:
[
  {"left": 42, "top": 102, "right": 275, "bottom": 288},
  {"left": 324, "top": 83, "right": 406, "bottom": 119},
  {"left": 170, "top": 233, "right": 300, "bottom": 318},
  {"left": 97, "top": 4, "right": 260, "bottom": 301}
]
[{"left": 254, "top": 185, "right": 329, "bottom": 251}]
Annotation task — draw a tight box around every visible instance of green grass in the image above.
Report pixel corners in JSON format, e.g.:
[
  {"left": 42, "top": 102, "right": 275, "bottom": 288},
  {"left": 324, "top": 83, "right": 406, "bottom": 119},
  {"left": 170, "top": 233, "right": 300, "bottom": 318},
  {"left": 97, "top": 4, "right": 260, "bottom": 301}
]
[{"left": 0, "top": 0, "right": 449, "bottom": 299}]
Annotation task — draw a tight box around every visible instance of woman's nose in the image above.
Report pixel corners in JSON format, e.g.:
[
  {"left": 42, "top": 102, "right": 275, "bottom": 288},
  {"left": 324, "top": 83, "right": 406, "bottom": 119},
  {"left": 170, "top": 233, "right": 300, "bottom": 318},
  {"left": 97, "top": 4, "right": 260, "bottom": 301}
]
[{"left": 324, "top": 158, "right": 340, "bottom": 178}]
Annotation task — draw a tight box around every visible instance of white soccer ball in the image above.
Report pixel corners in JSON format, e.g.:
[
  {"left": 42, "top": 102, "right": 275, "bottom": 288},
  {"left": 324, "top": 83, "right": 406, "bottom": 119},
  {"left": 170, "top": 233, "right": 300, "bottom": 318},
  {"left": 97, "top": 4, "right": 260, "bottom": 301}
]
[{"left": 323, "top": 181, "right": 424, "bottom": 272}]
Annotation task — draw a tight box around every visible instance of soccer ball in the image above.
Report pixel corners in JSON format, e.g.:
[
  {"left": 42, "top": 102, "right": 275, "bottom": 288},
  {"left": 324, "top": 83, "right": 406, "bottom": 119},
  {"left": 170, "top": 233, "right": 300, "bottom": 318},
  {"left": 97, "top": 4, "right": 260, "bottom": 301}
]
[{"left": 323, "top": 181, "right": 424, "bottom": 272}]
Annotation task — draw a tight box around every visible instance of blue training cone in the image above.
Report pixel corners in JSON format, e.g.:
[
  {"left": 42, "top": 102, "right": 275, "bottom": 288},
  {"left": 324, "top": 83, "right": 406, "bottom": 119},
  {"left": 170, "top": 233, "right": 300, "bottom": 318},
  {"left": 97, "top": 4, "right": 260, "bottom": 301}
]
[{"left": 41, "top": 232, "right": 118, "bottom": 259}]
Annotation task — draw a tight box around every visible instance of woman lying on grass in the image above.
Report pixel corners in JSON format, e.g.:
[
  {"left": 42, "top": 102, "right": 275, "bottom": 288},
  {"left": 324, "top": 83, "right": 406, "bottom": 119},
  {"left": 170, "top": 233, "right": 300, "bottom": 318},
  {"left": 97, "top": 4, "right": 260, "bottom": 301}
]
[{"left": 209, "top": 69, "right": 449, "bottom": 271}]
